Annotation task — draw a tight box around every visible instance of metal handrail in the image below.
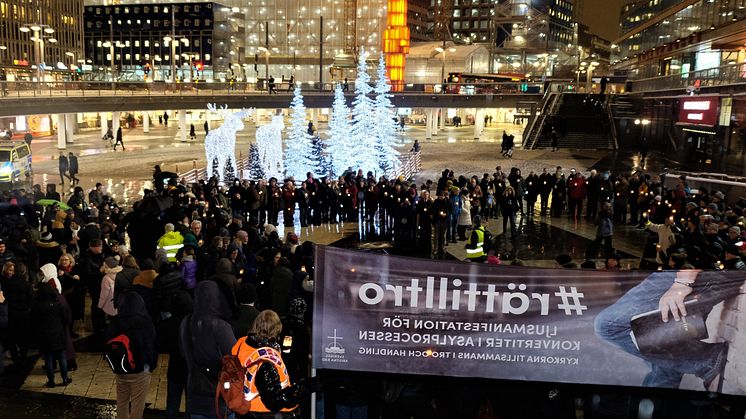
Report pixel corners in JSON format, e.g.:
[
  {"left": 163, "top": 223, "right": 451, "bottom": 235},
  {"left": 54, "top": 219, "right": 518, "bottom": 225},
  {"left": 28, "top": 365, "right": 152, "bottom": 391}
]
[
  {"left": 0, "top": 80, "right": 547, "bottom": 99},
  {"left": 627, "top": 62, "right": 746, "bottom": 93},
  {"left": 606, "top": 99, "right": 619, "bottom": 150}
]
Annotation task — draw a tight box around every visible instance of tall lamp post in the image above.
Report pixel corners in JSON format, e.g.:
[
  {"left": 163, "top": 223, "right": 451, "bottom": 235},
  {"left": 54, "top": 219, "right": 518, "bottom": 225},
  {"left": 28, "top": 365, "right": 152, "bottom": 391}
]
[
  {"left": 434, "top": 44, "right": 456, "bottom": 92},
  {"left": 20, "top": 24, "right": 57, "bottom": 83}
]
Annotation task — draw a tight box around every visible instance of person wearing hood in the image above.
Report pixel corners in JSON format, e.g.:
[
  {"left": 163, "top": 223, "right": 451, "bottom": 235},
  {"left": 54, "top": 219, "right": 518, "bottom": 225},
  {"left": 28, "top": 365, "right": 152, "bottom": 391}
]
[
  {"left": 208, "top": 258, "right": 240, "bottom": 316},
  {"left": 232, "top": 284, "right": 260, "bottom": 338},
  {"left": 31, "top": 282, "right": 72, "bottom": 388},
  {"left": 99, "top": 257, "right": 122, "bottom": 318},
  {"left": 157, "top": 290, "right": 193, "bottom": 419},
  {"left": 107, "top": 291, "right": 157, "bottom": 419},
  {"left": 40, "top": 262, "right": 78, "bottom": 370},
  {"left": 179, "top": 281, "right": 236, "bottom": 418}
]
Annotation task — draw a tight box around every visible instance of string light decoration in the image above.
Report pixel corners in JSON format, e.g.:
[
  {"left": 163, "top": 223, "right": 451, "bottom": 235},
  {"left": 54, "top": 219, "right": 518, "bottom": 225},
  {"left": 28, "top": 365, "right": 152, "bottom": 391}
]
[
  {"left": 205, "top": 104, "right": 252, "bottom": 182},
  {"left": 284, "top": 84, "right": 317, "bottom": 180},
  {"left": 350, "top": 48, "right": 379, "bottom": 174},
  {"left": 374, "top": 53, "right": 401, "bottom": 176},
  {"left": 326, "top": 83, "right": 353, "bottom": 176},
  {"left": 256, "top": 112, "right": 285, "bottom": 181}
]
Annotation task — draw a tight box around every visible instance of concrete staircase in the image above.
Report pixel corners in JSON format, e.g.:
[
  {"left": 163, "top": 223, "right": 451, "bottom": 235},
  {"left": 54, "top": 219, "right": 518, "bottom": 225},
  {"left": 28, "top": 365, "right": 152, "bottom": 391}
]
[{"left": 533, "top": 94, "right": 616, "bottom": 150}]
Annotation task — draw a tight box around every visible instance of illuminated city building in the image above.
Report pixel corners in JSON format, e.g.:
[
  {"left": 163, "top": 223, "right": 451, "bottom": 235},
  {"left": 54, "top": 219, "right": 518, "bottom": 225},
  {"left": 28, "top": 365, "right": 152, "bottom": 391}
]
[{"left": 0, "top": 0, "right": 85, "bottom": 81}]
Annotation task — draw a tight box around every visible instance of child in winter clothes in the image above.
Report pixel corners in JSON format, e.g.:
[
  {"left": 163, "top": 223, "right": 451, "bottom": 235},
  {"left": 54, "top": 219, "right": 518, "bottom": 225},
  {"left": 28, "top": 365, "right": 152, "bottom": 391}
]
[
  {"left": 98, "top": 257, "right": 121, "bottom": 317},
  {"left": 180, "top": 247, "right": 198, "bottom": 291}
]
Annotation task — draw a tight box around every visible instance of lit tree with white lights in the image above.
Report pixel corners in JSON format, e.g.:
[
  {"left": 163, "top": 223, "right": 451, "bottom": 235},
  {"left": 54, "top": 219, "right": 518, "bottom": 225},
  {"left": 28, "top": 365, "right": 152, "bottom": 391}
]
[
  {"left": 349, "top": 48, "right": 378, "bottom": 173},
  {"left": 248, "top": 142, "right": 265, "bottom": 180},
  {"left": 373, "top": 53, "right": 400, "bottom": 175},
  {"left": 326, "top": 83, "right": 353, "bottom": 176},
  {"left": 284, "top": 85, "right": 316, "bottom": 180}
]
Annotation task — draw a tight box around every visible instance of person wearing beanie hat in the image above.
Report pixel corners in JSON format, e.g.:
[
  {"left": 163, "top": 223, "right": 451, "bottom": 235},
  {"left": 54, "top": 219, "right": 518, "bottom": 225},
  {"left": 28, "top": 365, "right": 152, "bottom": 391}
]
[
  {"left": 280, "top": 299, "right": 311, "bottom": 382},
  {"left": 98, "top": 257, "right": 122, "bottom": 317}
]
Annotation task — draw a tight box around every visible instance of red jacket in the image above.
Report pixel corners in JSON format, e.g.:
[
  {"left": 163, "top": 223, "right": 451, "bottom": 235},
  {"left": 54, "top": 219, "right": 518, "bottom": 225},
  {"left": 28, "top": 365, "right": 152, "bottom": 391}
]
[{"left": 568, "top": 175, "right": 587, "bottom": 200}]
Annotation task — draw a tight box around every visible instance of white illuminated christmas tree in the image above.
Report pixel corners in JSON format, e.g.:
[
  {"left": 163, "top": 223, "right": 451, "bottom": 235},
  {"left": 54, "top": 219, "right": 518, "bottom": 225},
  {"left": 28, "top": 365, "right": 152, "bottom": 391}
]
[
  {"left": 248, "top": 142, "right": 265, "bottom": 180},
  {"left": 373, "top": 53, "right": 400, "bottom": 176},
  {"left": 326, "top": 83, "right": 353, "bottom": 176},
  {"left": 284, "top": 85, "right": 316, "bottom": 180},
  {"left": 349, "top": 48, "right": 378, "bottom": 174}
]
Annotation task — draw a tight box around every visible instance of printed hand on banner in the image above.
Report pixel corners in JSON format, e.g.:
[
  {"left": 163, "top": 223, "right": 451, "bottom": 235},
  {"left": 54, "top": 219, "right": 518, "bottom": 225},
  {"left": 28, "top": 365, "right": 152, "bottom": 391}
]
[{"left": 658, "top": 270, "right": 698, "bottom": 322}]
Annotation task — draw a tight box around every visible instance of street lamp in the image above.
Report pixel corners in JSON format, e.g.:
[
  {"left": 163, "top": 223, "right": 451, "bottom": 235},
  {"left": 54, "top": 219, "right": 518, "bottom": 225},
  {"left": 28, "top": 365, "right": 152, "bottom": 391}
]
[
  {"left": 258, "top": 46, "right": 270, "bottom": 88},
  {"left": 434, "top": 45, "right": 456, "bottom": 92},
  {"left": 20, "top": 24, "right": 57, "bottom": 83}
]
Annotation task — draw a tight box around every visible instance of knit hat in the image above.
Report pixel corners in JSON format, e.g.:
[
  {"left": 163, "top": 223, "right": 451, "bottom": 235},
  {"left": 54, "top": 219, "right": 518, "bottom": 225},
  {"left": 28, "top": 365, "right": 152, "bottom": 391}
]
[
  {"left": 264, "top": 223, "right": 277, "bottom": 236},
  {"left": 104, "top": 257, "right": 119, "bottom": 269},
  {"left": 289, "top": 297, "right": 307, "bottom": 318},
  {"left": 714, "top": 191, "right": 725, "bottom": 200},
  {"left": 40, "top": 230, "right": 53, "bottom": 241},
  {"left": 287, "top": 233, "right": 299, "bottom": 245}
]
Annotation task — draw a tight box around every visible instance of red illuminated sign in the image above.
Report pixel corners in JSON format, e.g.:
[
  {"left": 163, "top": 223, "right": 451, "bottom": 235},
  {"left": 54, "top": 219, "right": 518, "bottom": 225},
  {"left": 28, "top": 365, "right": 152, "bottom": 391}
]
[{"left": 679, "top": 97, "right": 718, "bottom": 126}]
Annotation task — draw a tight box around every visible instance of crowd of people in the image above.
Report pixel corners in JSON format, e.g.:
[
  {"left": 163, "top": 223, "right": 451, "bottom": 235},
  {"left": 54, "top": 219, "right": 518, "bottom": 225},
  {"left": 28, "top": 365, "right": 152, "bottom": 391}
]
[{"left": 0, "top": 155, "right": 745, "bottom": 418}]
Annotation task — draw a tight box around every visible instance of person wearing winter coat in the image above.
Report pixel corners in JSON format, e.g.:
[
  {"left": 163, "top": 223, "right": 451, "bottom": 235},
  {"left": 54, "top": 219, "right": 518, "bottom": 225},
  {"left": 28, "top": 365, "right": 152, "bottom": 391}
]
[
  {"left": 31, "top": 282, "right": 72, "bottom": 388},
  {"left": 1, "top": 261, "right": 33, "bottom": 364},
  {"left": 115, "top": 255, "right": 140, "bottom": 304},
  {"left": 232, "top": 310, "right": 316, "bottom": 415},
  {"left": 40, "top": 263, "right": 78, "bottom": 370},
  {"left": 107, "top": 291, "right": 157, "bottom": 419},
  {"left": 457, "top": 190, "right": 472, "bottom": 241},
  {"left": 646, "top": 217, "right": 678, "bottom": 265},
  {"left": 0, "top": 289, "right": 7, "bottom": 375},
  {"left": 179, "top": 246, "right": 198, "bottom": 291},
  {"left": 157, "top": 290, "right": 193, "bottom": 419},
  {"left": 36, "top": 230, "right": 64, "bottom": 268},
  {"left": 270, "top": 257, "right": 294, "bottom": 317},
  {"left": 154, "top": 262, "right": 183, "bottom": 320},
  {"left": 500, "top": 186, "right": 519, "bottom": 239},
  {"left": 131, "top": 259, "right": 158, "bottom": 322},
  {"left": 179, "top": 280, "right": 236, "bottom": 417},
  {"left": 99, "top": 257, "right": 121, "bottom": 318}
]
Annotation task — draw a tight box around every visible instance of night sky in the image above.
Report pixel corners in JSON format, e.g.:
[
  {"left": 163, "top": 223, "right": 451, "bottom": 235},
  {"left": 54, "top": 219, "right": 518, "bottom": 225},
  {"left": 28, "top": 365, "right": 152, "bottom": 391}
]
[{"left": 581, "top": 0, "right": 626, "bottom": 42}]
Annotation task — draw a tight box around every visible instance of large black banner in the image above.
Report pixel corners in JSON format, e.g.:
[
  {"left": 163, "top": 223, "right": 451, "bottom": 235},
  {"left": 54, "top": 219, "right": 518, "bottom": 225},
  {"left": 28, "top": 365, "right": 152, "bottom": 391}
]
[{"left": 312, "top": 246, "right": 746, "bottom": 395}]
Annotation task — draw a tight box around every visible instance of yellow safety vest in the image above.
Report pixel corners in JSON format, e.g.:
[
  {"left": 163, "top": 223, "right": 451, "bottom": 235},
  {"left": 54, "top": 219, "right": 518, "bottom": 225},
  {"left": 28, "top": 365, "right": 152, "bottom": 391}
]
[
  {"left": 157, "top": 231, "right": 184, "bottom": 262},
  {"left": 466, "top": 227, "right": 485, "bottom": 259}
]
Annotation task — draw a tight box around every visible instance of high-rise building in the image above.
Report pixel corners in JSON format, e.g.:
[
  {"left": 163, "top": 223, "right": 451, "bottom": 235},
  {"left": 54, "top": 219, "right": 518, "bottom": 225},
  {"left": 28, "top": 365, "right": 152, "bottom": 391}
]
[
  {"left": 241, "top": 0, "right": 388, "bottom": 85},
  {"left": 83, "top": 2, "right": 244, "bottom": 81},
  {"left": 0, "top": 0, "right": 85, "bottom": 80}
]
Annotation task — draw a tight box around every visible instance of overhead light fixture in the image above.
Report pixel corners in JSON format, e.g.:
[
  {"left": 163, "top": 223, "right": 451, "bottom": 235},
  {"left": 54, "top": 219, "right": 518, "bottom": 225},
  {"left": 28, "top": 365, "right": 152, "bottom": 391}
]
[
  {"left": 44, "top": 27, "right": 55, "bottom": 34},
  {"left": 30, "top": 25, "right": 41, "bottom": 32},
  {"left": 19, "top": 27, "right": 30, "bottom": 33}
]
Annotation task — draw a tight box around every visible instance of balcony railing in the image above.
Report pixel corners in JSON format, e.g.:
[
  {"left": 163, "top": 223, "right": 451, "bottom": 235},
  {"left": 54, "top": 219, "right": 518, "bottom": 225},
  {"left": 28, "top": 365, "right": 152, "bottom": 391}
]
[
  {"left": 0, "top": 80, "right": 546, "bottom": 99},
  {"left": 627, "top": 62, "right": 746, "bottom": 93}
]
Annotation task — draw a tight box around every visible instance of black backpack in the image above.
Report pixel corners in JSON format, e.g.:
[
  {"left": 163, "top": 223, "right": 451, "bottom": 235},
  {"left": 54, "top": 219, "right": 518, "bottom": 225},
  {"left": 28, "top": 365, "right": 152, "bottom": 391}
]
[{"left": 104, "top": 332, "right": 142, "bottom": 374}]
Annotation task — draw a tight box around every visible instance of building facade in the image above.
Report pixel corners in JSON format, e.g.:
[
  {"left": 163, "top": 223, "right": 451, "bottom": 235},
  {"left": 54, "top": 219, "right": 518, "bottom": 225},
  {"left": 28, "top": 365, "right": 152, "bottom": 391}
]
[
  {"left": 83, "top": 2, "right": 244, "bottom": 81},
  {"left": 612, "top": 0, "right": 746, "bottom": 174},
  {"left": 0, "top": 0, "right": 85, "bottom": 80}
]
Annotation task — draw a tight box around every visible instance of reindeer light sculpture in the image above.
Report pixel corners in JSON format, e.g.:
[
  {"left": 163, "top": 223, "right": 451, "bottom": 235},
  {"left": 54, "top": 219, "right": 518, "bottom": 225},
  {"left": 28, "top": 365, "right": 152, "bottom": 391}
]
[
  {"left": 255, "top": 113, "right": 285, "bottom": 180},
  {"left": 205, "top": 104, "right": 253, "bottom": 182}
]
